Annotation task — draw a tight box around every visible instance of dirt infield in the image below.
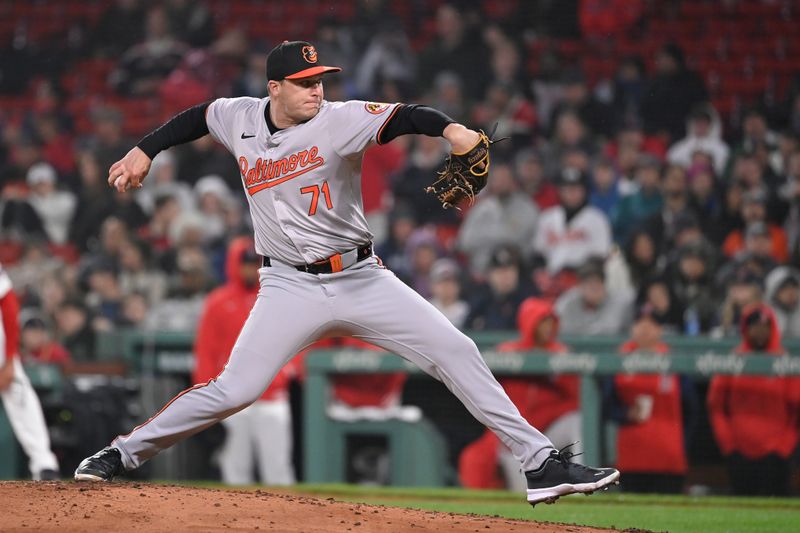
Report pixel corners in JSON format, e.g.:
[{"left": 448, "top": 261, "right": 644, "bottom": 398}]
[{"left": 0, "top": 481, "right": 623, "bottom": 532}]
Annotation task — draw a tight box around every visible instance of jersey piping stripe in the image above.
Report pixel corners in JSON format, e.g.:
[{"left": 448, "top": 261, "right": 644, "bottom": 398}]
[
  {"left": 245, "top": 160, "right": 324, "bottom": 195},
  {"left": 117, "top": 380, "right": 215, "bottom": 439},
  {"left": 376, "top": 104, "right": 401, "bottom": 145}
]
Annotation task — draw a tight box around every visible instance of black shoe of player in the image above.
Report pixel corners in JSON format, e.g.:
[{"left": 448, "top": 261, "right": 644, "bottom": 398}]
[
  {"left": 74, "top": 447, "right": 125, "bottom": 482},
  {"left": 525, "top": 444, "right": 620, "bottom": 506}
]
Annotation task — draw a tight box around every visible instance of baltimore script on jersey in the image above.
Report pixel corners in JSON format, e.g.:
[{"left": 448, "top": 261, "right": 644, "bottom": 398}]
[{"left": 238, "top": 146, "right": 325, "bottom": 194}]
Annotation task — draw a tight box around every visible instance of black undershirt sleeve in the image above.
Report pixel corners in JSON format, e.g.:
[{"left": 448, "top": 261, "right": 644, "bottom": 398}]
[
  {"left": 136, "top": 102, "right": 212, "bottom": 159},
  {"left": 377, "top": 104, "right": 456, "bottom": 145}
]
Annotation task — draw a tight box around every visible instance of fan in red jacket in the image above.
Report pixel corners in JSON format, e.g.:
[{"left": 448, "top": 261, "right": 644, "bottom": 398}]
[
  {"left": 603, "top": 304, "right": 699, "bottom": 494},
  {"left": 459, "top": 298, "right": 579, "bottom": 490},
  {"left": 19, "top": 315, "right": 71, "bottom": 368},
  {"left": 330, "top": 336, "right": 407, "bottom": 409},
  {"left": 193, "top": 237, "right": 303, "bottom": 486},
  {"left": 707, "top": 303, "right": 800, "bottom": 496},
  {"left": 302, "top": 336, "right": 407, "bottom": 414}
]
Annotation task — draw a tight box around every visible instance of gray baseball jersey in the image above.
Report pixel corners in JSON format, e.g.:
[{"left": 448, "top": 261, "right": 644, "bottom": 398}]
[
  {"left": 206, "top": 97, "right": 399, "bottom": 264},
  {"left": 109, "top": 97, "right": 556, "bottom": 485}
]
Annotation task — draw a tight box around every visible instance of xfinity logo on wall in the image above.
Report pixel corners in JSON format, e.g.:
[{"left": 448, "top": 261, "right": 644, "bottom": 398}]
[
  {"left": 332, "top": 350, "right": 383, "bottom": 371},
  {"left": 695, "top": 352, "right": 746, "bottom": 376},
  {"left": 549, "top": 353, "right": 598, "bottom": 374},
  {"left": 482, "top": 351, "right": 525, "bottom": 372},
  {"left": 621, "top": 353, "right": 671, "bottom": 374},
  {"left": 771, "top": 356, "right": 800, "bottom": 376}
]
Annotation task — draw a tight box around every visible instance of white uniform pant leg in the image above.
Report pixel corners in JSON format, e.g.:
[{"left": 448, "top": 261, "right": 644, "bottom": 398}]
[
  {"left": 113, "top": 267, "right": 332, "bottom": 470},
  {"left": 219, "top": 408, "right": 256, "bottom": 485},
  {"left": 331, "top": 261, "right": 555, "bottom": 471},
  {"left": 0, "top": 358, "right": 59, "bottom": 476},
  {"left": 251, "top": 400, "right": 295, "bottom": 485}
]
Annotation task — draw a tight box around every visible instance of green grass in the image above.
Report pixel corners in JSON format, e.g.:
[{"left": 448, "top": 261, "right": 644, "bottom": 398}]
[{"left": 167, "top": 482, "right": 800, "bottom": 533}]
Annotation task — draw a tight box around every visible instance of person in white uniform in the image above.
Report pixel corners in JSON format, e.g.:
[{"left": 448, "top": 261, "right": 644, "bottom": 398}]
[
  {"left": 0, "top": 264, "right": 60, "bottom": 480},
  {"left": 74, "top": 40, "right": 618, "bottom": 506}
]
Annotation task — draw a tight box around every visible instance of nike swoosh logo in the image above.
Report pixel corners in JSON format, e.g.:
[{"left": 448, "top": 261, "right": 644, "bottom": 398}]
[{"left": 241, "top": 133, "right": 256, "bottom": 139}]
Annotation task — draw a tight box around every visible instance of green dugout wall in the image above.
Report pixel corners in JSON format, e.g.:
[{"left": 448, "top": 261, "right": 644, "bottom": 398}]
[{"left": 2, "top": 332, "right": 799, "bottom": 482}]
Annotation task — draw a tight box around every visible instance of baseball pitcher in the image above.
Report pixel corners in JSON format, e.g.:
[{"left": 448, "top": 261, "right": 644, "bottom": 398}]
[{"left": 74, "top": 41, "right": 619, "bottom": 506}]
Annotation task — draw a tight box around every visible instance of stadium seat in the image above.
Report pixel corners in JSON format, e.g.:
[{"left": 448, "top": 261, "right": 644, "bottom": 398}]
[
  {"left": 0, "top": 241, "right": 24, "bottom": 266},
  {"left": 680, "top": 2, "right": 719, "bottom": 19}
]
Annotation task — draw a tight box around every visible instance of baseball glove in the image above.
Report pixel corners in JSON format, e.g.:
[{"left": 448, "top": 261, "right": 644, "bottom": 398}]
[{"left": 425, "top": 128, "right": 506, "bottom": 209}]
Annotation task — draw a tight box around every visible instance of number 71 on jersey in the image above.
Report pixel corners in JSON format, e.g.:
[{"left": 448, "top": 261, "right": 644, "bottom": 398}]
[{"left": 300, "top": 180, "right": 333, "bottom": 216}]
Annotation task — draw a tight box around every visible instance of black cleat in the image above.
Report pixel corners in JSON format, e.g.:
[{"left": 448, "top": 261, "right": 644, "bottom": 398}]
[
  {"left": 525, "top": 444, "right": 619, "bottom": 506},
  {"left": 74, "top": 447, "right": 125, "bottom": 482}
]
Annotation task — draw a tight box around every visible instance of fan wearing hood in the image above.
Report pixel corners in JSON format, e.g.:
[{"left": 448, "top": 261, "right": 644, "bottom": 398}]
[
  {"left": 707, "top": 303, "right": 800, "bottom": 496},
  {"left": 193, "top": 237, "right": 302, "bottom": 486},
  {"left": 459, "top": 298, "right": 579, "bottom": 490},
  {"left": 765, "top": 267, "right": 800, "bottom": 338},
  {"left": 667, "top": 105, "right": 730, "bottom": 175}
]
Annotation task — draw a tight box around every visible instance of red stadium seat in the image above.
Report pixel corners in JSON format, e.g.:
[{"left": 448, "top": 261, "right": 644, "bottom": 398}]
[
  {"left": 724, "top": 77, "right": 770, "bottom": 104},
  {"left": 738, "top": 1, "right": 782, "bottom": 17},
  {"left": 582, "top": 57, "right": 616, "bottom": 86},
  {"left": 482, "top": 0, "right": 519, "bottom": 20},
  {"left": 680, "top": 2, "right": 719, "bottom": 19},
  {"left": 0, "top": 241, "right": 24, "bottom": 266},
  {"left": 710, "top": 96, "right": 739, "bottom": 120},
  {"left": 557, "top": 40, "right": 585, "bottom": 60},
  {"left": 47, "top": 243, "right": 80, "bottom": 265},
  {"left": 2, "top": 0, "right": 796, "bottom": 171}
]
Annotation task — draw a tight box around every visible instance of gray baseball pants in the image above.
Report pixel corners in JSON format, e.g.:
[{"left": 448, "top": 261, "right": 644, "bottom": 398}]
[{"left": 113, "top": 258, "right": 554, "bottom": 472}]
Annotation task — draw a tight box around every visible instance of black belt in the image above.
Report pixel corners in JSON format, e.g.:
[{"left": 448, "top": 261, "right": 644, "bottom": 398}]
[{"left": 262, "top": 243, "right": 373, "bottom": 274}]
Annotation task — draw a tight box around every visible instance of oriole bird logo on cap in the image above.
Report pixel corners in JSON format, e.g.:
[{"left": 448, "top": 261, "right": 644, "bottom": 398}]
[{"left": 302, "top": 46, "right": 318, "bottom": 63}]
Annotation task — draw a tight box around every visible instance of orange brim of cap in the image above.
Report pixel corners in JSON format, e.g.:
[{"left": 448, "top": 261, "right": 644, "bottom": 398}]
[{"left": 285, "top": 66, "right": 342, "bottom": 79}]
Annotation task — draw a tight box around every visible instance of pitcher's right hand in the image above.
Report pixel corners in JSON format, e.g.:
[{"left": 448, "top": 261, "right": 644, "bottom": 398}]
[{"left": 108, "top": 146, "right": 151, "bottom": 192}]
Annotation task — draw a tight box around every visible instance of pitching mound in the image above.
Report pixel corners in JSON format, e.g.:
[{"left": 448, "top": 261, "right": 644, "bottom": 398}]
[{"left": 0, "top": 481, "right": 618, "bottom": 532}]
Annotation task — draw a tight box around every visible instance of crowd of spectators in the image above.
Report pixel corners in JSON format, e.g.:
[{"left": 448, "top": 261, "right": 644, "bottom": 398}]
[
  {"left": 2, "top": 0, "right": 800, "bottom": 495},
  {"left": 1, "top": 0, "right": 800, "bottom": 369}
]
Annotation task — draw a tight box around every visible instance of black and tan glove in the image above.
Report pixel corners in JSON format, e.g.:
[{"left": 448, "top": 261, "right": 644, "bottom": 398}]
[{"left": 426, "top": 129, "right": 505, "bottom": 209}]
